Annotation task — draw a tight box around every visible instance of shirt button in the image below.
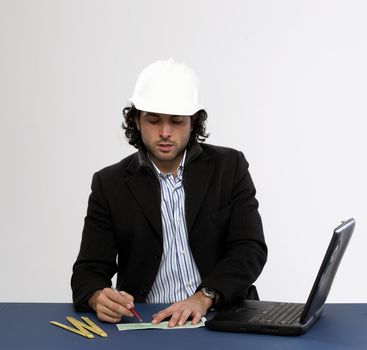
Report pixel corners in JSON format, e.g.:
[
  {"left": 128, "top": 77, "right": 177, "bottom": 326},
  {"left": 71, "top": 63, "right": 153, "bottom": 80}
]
[
  {"left": 180, "top": 250, "right": 185, "bottom": 255},
  {"left": 153, "top": 255, "right": 159, "bottom": 260}
]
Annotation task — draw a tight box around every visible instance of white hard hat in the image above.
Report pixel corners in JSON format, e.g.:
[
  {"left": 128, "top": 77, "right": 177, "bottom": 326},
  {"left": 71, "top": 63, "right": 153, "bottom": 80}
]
[{"left": 129, "top": 58, "right": 204, "bottom": 116}]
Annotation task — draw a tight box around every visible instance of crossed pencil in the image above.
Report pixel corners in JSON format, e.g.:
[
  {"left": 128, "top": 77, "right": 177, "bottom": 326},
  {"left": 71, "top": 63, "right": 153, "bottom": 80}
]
[{"left": 50, "top": 316, "right": 108, "bottom": 339}]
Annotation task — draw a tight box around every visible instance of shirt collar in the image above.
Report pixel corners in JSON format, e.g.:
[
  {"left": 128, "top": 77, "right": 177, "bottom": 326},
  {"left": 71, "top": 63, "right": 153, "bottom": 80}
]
[
  {"left": 137, "top": 142, "right": 203, "bottom": 175},
  {"left": 148, "top": 149, "right": 186, "bottom": 179}
]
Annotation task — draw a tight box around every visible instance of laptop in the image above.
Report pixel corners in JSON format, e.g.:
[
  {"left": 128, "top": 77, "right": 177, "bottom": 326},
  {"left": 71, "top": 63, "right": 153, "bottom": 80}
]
[{"left": 205, "top": 218, "right": 355, "bottom": 336}]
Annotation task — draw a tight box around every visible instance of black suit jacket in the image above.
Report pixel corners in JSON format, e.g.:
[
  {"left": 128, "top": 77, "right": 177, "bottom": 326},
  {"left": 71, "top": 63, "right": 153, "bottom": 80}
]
[{"left": 71, "top": 143, "right": 267, "bottom": 310}]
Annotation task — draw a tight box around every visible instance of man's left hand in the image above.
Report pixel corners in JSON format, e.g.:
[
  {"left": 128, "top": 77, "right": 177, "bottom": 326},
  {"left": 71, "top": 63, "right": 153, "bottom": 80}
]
[{"left": 151, "top": 291, "right": 213, "bottom": 327}]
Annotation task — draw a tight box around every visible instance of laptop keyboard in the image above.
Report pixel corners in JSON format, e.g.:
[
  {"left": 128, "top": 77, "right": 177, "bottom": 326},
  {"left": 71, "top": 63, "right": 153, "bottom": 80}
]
[{"left": 248, "top": 303, "right": 304, "bottom": 325}]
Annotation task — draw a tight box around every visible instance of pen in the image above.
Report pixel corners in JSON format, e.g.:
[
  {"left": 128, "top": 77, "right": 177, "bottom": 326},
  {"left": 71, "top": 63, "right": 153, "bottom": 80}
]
[{"left": 112, "top": 287, "right": 143, "bottom": 322}]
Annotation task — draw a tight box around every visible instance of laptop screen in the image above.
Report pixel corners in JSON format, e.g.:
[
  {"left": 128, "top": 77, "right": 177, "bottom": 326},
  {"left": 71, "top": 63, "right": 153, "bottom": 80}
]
[{"left": 300, "top": 218, "right": 355, "bottom": 324}]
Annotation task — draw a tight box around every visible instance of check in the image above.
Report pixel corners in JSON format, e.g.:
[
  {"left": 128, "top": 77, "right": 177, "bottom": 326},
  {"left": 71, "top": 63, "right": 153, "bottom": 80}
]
[{"left": 117, "top": 320, "right": 206, "bottom": 331}]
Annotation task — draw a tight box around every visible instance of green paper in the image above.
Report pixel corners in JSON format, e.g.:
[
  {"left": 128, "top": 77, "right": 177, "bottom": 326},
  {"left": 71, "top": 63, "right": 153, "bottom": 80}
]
[{"left": 116, "top": 320, "right": 205, "bottom": 331}]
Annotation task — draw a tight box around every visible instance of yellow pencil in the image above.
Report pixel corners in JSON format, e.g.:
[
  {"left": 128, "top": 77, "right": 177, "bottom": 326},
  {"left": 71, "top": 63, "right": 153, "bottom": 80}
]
[
  {"left": 81, "top": 316, "right": 108, "bottom": 337},
  {"left": 66, "top": 316, "right": 108, "bottom": 337},
  {"left": 50, "top": 321, "right": 94, "bottom": 339}
]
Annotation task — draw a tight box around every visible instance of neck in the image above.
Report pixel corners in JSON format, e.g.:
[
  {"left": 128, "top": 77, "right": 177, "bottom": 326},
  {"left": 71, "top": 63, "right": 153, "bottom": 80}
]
[
  {"left": 149, "top": 152, "right": 185, "bottom": 176},
  {"left": 151, "top": 158, "right": 181, "bottom": 176}
]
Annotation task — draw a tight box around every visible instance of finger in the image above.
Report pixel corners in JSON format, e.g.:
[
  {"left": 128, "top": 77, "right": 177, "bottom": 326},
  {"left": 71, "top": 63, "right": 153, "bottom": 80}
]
[
  {"left": 167, "top": 311, "right": 181, "bottom": 328},
  {"left": 96, "top": 307, "right": 121, "bottom": 322},
  {"left": 97, "top": 291, "right": 133, "bottom": 317},
  {"left": 191, "top": 312, "right": 203, "bottom": 325},
  {"left": 176, "top": 309, "right": 192, "bottom": 327},
  {"left": 95, "top": 308, "right": 122, "bottom": 323},
  {"left": 97, "top": 304, "right": 127, "bottom": 320},
  {"left": 107, "top": 288, "right": 135, "bottom": 307},
  {"left": 101, "top": 288, "right": 134, "bottom": 314},
  {"left": 118, "top": 290, "right": 135, "bottom": 308},
  {"left": 151, "top": 307, "right": 174, "bottom": 325},
  {"left": 101, "top": 315, "right": 121, "bottom": 323}
]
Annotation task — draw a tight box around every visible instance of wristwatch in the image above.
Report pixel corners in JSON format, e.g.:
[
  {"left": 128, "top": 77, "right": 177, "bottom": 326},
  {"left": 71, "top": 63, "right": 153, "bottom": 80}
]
[{"left": 200, "top": 287, "right": 217, "bottom": 301}]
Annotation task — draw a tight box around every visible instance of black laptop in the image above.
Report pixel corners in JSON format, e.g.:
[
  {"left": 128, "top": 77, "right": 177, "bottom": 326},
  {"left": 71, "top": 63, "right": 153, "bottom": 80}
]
[{"left": 205, "top": 218, "right": 355, "bottom": 336}]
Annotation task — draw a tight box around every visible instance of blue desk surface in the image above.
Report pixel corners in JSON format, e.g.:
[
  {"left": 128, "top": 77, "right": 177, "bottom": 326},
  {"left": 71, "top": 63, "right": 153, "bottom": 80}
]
[{"left": 0, "top": 303, "right": 366, "bottom": 350}]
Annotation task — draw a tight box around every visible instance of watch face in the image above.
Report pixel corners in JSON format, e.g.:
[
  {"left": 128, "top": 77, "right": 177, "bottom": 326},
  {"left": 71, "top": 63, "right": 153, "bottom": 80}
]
[{"left": 202, "top": 287, "right": 216, "bottom": 299}]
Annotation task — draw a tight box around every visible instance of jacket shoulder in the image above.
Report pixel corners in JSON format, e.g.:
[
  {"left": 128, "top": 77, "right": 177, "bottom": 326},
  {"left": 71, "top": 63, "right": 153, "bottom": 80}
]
[
  {"left": 94, "top": 152, "right": 138, "bottom": 181},
  {"left": 200, "top": 143, "right": 246, "bottom": 161}
]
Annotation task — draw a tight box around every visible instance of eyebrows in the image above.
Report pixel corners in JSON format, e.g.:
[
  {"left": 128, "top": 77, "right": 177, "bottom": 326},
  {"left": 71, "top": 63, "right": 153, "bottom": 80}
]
[
  {"left": 143, "top": 112, "right": 185, "bottom": 119},
  {"left": 145, "top": 112, "right": 162, "bottom": 118}
]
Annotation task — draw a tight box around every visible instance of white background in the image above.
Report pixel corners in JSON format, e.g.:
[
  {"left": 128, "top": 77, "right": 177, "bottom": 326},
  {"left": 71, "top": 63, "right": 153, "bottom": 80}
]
[{"left": 1, "top": 0, "right": 366, "bottom": 303}]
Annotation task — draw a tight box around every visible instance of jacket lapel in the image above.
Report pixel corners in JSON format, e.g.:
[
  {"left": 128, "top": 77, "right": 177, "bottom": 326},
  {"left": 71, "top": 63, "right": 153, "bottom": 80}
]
[
  {"left": 125, "top": 156, "right": 163, "bottom": 242},
  {"left": 124, "top": 146, "right": 214, "bottom": 240},
  {"left": 184, "top": 150, "right": 214, "bottom": 233}
]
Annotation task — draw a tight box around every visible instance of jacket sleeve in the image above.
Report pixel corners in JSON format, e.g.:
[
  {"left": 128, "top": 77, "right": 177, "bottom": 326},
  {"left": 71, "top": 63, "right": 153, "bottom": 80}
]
[
  {"left": 197, "top": 151, "right": 267, "bottom": 305},
  {"left": 71, "top": 172, "right": 117, "bottom": 311}
]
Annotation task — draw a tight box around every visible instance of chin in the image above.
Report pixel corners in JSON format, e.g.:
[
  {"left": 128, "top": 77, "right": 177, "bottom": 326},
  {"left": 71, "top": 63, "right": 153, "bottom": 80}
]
[{"left": 157, "top": 154, "right": 176, "bottom": 161}]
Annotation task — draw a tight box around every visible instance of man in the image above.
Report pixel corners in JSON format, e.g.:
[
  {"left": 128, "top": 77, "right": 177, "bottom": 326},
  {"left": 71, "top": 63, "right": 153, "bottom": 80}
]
[{"left": 71, "top": 58, "right": 267, "bottom": 327}]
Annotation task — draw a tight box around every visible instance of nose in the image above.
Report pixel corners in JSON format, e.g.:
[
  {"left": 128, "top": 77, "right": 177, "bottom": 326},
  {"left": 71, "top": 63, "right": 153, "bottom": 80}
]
[{"left": 160, "top": 122, "right": 172, "bottom": 138}]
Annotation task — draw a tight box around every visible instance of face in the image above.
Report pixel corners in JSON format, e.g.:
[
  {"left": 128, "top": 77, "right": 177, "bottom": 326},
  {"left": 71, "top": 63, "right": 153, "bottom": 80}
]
[{"left": 136, "top": 111, "right": 192, "bottom": 173}]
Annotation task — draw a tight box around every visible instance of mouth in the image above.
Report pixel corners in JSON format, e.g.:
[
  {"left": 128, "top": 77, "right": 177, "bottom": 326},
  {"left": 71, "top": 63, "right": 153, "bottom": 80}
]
[{"left": 157, "top": 143, "right": 174, "bottom": 152}]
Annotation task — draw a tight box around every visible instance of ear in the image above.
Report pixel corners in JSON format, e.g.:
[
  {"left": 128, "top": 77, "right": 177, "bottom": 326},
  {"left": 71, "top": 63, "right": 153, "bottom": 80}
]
[
  {"left": 190, "top": 115, "right": 196, "bottom": 131},
  {"left": 135, "top": 116, "right": 141, "bottom": 131}
]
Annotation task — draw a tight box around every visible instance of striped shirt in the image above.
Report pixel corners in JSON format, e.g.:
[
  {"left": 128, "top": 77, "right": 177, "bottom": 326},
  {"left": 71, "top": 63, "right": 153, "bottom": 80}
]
[{"left": 146, "top": 151, "right": 202, "bottom": 303}]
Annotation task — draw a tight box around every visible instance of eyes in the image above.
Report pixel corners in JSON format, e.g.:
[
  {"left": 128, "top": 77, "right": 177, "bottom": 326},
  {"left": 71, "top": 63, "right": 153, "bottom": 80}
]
[{"left": 146, "top": 116, "right": 185, "bottom": 125}]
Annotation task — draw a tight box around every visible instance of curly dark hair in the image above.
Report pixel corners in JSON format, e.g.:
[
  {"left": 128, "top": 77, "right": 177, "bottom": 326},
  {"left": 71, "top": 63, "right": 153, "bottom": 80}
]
[{"left": 122, "top": 105, "right": 209, "bottom": 149}]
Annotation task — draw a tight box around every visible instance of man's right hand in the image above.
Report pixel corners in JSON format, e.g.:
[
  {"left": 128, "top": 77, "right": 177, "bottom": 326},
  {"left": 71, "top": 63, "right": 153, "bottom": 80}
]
[{"left": 88, "top": 288, "right": 135, "bottom": 323}]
